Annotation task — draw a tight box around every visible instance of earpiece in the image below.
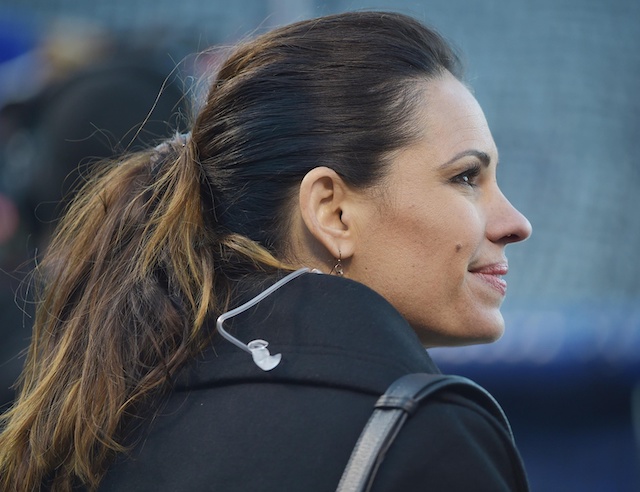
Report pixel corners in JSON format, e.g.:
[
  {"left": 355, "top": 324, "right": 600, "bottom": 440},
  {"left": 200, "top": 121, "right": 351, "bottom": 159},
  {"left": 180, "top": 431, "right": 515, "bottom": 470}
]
[
  {"left": 248, "top": 340, "right": 282, "bottom": 371},
  {"left": 216, "top": 267, "right": 320, "bottom": 371}
]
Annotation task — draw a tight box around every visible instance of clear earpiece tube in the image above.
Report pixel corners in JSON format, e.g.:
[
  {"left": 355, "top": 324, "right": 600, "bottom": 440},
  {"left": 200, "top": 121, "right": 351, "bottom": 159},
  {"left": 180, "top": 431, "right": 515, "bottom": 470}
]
[{"left": 216, "top": 267, "right": 321, "bottom": 371}]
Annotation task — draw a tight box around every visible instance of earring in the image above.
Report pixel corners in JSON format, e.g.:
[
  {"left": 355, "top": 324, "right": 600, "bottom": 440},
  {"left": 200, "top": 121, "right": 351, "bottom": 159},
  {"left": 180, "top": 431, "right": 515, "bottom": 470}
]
[{"left": 330, "top": 252, "right": 344, "bottom": 276}]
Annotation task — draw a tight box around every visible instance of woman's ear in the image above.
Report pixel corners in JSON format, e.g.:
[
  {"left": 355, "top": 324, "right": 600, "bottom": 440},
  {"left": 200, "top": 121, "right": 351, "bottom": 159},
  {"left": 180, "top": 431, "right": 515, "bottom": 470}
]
[{"left": 298, "top": 167, "right": 357, "bottom": 260}]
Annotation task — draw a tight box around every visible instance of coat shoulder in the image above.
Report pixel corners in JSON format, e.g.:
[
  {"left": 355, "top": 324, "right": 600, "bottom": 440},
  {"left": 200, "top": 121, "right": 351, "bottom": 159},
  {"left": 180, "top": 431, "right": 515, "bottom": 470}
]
[{"left": 369, "top": 391, "right": 530, "bottom": 492}]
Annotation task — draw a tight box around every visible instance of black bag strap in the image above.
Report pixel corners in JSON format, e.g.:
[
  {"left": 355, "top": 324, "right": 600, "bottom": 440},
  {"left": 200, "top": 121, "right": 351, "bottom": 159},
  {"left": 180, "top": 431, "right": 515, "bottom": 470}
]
[{"left": 336, "top": 373, "right": 513, "bottom": 492}]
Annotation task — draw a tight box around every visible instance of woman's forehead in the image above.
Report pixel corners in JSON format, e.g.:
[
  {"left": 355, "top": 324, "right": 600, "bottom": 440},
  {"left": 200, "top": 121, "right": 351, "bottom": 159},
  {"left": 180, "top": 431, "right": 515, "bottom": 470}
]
[{"left": 404, "top": 75, "right": 497, "bottom": 164}]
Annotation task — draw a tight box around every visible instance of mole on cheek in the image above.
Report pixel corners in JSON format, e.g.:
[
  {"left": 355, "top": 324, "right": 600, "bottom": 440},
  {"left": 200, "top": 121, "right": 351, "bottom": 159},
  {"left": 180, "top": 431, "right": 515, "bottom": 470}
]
[{"left": 455, "top": 243, "right": 462, "bottom": 252}]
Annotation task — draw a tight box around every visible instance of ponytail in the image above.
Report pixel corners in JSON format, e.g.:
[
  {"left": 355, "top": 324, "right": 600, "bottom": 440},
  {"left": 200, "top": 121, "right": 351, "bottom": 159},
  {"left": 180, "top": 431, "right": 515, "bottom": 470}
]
[
  {"left": 0, "top": 134, "right": 283, "bottom": 491},
  {"left": 0, "top": 10, "right": 462, "bottom": 490}
]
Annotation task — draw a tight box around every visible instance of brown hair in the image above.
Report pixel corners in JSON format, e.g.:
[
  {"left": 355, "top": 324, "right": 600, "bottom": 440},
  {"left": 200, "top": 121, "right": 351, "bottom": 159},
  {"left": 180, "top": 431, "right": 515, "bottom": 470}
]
[{"left": 0, "top": 11, "right": 461, "bottom": 491}]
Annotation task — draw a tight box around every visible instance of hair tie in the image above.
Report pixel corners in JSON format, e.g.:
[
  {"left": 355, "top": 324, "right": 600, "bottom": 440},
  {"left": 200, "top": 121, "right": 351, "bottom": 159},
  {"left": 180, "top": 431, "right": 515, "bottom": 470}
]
[{"left": 150, "top": 132, "right": 192, "bottom": 177}]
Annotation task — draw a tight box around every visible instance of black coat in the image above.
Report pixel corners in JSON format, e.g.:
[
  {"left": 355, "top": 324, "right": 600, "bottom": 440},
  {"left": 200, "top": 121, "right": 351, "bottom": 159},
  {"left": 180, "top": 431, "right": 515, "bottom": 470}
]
[{"left": 100, "top": 272, "right": 529, "bottom": 491}]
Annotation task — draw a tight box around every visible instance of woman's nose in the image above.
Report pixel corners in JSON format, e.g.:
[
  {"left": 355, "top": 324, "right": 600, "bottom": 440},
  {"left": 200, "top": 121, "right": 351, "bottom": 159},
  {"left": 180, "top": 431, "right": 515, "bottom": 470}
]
[{"left": 487, "top": 189, "right": 532, "bottom": 245}]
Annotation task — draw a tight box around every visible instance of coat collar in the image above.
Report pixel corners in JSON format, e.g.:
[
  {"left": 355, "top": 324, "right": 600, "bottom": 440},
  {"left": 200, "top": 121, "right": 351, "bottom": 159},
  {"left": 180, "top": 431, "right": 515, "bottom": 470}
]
[{"left": 175, "top": 271, "right": 440, "bottom": 396}]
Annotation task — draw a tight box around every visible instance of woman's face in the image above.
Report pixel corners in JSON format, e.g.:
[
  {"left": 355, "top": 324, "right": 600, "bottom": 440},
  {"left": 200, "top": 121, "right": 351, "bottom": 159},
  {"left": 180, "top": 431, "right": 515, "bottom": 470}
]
[{"left": 347, "top": 73, "right": 532, "bottom": 346}]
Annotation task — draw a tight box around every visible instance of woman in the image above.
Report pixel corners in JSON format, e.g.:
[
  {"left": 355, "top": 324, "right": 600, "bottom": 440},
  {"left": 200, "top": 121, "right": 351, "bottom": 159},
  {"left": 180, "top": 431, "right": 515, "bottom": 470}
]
[{"left": 0, "top": 11, "right": 532, "bottom": 491}]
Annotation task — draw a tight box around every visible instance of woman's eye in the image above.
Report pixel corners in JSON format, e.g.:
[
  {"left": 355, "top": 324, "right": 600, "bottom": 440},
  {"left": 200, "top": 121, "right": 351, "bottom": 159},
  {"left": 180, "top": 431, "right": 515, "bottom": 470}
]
[{"left": 451, "top": 164, "right": 481, "bottom": 187}]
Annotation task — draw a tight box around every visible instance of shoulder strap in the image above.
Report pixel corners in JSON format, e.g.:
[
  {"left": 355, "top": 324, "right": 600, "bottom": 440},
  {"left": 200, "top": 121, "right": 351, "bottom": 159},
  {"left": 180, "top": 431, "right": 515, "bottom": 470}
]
[{"left": 336, "top": 373, "right": 513, "bottom": 492}]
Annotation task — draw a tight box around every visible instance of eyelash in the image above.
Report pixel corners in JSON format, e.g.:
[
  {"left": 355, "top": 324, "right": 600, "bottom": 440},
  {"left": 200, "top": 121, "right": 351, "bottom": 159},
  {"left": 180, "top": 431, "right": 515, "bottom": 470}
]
[{"left": 451, "top": 163, "right": 482, "bottom": 187}]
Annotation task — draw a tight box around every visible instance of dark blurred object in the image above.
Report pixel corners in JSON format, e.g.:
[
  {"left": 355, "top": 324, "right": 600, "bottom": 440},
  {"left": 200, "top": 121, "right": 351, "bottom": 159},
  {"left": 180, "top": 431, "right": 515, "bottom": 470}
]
[
  {"left": 3, "top": 57, "right": 188, "bottom": 245},
  {"left": 0, "top": 11, "right": 41, "bottom": 107},
  {"left": 0, "top": 51, "right": 188, "bottom": 408}
]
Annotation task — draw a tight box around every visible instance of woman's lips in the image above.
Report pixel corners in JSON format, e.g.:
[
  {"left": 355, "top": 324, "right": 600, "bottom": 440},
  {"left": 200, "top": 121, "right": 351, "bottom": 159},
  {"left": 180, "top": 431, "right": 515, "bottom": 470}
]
[{"left": 469, "top": 263, "right": 508, "bottom": 296}]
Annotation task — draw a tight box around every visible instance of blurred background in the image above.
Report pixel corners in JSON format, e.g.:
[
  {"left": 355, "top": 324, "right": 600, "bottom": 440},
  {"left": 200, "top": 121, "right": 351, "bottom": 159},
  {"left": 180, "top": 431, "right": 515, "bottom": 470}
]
[{"left": 0, "top": 0, "right": 638, "bottom": 490}]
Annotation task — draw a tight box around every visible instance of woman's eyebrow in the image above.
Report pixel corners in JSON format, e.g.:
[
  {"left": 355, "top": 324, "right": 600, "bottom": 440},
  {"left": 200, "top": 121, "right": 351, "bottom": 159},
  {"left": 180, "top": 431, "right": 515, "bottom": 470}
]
[{"left": 438, "top": 149, "right": 491, "bottom": 169}]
